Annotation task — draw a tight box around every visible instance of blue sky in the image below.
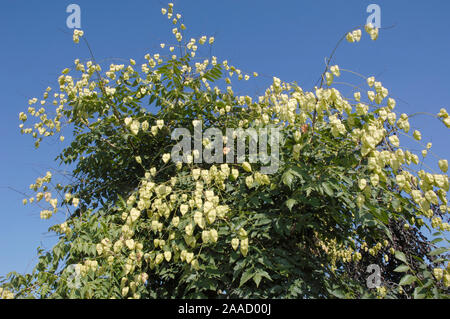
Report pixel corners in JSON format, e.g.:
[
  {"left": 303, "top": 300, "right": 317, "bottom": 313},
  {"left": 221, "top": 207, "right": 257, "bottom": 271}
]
[{"left": 0, "top": 0, "right": 449, "bottom": 277}]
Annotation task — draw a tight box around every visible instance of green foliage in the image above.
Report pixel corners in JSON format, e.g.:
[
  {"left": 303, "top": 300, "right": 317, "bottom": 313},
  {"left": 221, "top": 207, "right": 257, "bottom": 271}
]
[{"left": 2, "top": 3, "right": 449, "bottom": 299}]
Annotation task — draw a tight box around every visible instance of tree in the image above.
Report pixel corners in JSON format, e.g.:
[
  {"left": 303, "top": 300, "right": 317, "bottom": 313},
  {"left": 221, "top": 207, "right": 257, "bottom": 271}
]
[{"left": 1, "top": 3, "right": 449, "bottom": 299}]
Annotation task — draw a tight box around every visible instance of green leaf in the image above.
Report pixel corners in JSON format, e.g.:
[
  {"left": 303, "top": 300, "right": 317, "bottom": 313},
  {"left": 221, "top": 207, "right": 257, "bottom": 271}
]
[
  {"left": 288, "top": 166, "right": 305, "bottom": 181},
  {"left": 305, "top": 187, "right": 312, "bottom": 197},
  {"left": 431, "top": 238, "right": 443, "bottom": 244},
  {"left": 413, "top": 287, "right": 426, "bottom": 299},
  {"left": 428, "top": 247, "right": 448, "bottom": 256},
  {"left": 399, "top": 274, "right": 417, "bottom": 286},
  {"left": 285, "top": 199, "right": 297, "bottom": 211},
  {"left": 239, "top": 269, "right": 254, "bottom": 287},
  {"left": 322, "top": 182, "right": 334, "bottom": 196},
  {"left": 393, "top": 264, "right": 410, "bottom": 273},
  {"left": 432, "top": 231, "right": 442, "bottom": 237},
  {"left": 282, "top": 171, "right": 294, "bottom": 188},
  {"left": 394, "top": 251, "right": 407, "bottom": 264},
  {"left": 253, "top": 273, "right": 262, "bottom": 288},
  {"left": 329, "top": 289, "right": 346, "bottom": 299},
  {"left": 257, "top": 270, "right": 272, "bottom": 282}
]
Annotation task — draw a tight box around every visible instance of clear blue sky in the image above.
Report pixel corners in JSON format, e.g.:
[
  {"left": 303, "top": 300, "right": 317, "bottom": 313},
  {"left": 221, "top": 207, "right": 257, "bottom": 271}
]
[{"left": 0, "top": 0, "right": 449, "bottom": 277}]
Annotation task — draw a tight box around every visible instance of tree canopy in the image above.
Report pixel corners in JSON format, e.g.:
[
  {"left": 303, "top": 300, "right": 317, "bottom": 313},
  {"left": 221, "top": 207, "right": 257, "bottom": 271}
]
[{"left": 1, "top": 3, "right": 449, "bottom": 299}]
